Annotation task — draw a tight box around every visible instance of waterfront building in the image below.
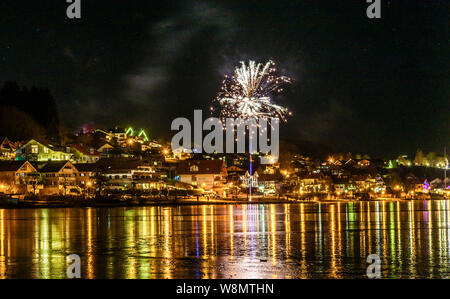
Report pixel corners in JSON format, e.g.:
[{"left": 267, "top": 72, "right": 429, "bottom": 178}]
[
  {"left": 74, "top": 163, "right": 99, "bottom": 189},
  {"left": 34, "top": 161, "right": 80, "bottom": 196},
  {"left": 0, "top": 160, "right": 39, "bottom": 194},
  {"left": 297, "top": 172, "right": 331, "bottom": 194},
  {"left": 98, "top": 158, "right": 170, "bottom": 191},
  {"left": 177, "top": 160, "right": 227, "bottom": 192}
]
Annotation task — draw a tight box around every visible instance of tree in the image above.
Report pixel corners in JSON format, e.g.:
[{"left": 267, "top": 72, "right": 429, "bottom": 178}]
[
  {"left": 414, "top": 149, "right": 425, "bottom": 166},
  {"left": 426, "top": 152, "right": 437, "bottom": 167},
  {"left": 0, "top": 81, "right": 60, "bottom": 141},
  {"left": 0, "top": 106, "right": 46, "bottom": 141},
  {"left": 397, "top": 155, "right": 411, "bottom": 166}
]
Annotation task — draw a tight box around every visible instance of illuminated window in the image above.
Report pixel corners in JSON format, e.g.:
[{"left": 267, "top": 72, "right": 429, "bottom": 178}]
[
  {"left": 31, "top": 145, "right": 38, "bottom": 154},
  {"left": 190, "top": 165, "right": 199, "bottom": 172},
  {"left": 43, "top": 147, "right": 49, "bottom": 153}
]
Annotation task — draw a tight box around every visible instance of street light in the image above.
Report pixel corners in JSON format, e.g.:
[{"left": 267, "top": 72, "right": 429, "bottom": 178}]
[{"left": 85, "top": 181, "right": 92, "bottom": 199}]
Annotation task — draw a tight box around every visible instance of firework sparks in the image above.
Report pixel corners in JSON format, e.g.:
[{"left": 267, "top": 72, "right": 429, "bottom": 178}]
[{"left": 213, "top": 60, "right": 291, "bottom": 122}]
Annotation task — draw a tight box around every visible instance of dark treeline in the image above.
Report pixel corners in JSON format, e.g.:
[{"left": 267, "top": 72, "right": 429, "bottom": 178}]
[{"left": 0, "top": 81, "right": 60, "bottom": 141}]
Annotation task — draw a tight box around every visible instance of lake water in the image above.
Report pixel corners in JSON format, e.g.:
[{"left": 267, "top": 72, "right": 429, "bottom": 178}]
[{"left": 1, "top": 200, "right": 450, "bottom": 279}]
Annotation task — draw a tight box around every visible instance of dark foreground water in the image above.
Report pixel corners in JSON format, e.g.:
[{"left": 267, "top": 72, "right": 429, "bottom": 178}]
[{"left": 1, "top": 200, "right": 450, "bottom": 279}]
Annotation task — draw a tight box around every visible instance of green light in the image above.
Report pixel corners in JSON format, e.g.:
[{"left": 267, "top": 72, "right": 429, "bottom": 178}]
[
  {"left": 138, "top": 129, "right": 149, "bottom": 141},
  {"left": 125, "top": 127, "right": 134, "bottom": 136}
]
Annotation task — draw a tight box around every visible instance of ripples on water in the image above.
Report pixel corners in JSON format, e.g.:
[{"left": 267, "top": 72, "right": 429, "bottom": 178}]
[{"left": 0, "top": 200, "right": 450, "bottom": 279}]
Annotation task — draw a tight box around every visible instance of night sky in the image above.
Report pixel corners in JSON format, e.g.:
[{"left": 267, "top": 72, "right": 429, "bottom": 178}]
[{"left": 0, "top": 0, "right": 448, "bottom": 158}]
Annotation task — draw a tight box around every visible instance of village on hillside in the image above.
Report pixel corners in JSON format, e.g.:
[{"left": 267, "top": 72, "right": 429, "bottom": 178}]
[{"left": 0, "top": 126, "right": 448, "bottom": 206}]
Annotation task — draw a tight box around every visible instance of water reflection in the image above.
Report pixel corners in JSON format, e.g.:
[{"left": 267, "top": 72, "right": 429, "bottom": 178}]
[{"left": 1, "top": 200, "right": 450, "bottom": 278}]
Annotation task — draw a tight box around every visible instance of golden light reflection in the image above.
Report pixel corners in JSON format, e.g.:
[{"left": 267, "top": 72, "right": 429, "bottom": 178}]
[
  {"left": 86, "top": 208, "right": 94, "bottom": 279},
  {"left": 0, "top": 201, "right": 448, "bottom": 278},
  {"left": 163, "top": 208, "right": 172, "bottom": 279},
  {"left": 39, "top": 209, "right": 50, "bottom": 279},
  {"left": 0, "top": 209, "right": 4, "bottom": 279},
  {"left": 229, "top": 205, "right": 234, "bottom": 259},
  {"left": 270, "top": 204, "right": 276, "bottom": 265},
  {"left": 284, "top": 205, "right": 291, "bottom": 257},
  {"left": 329, "top": 204, "right": 337, "bottom": 278}
]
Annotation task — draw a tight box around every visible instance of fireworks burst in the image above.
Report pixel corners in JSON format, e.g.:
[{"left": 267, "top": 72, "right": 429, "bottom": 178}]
[{"left": 213, "top": 60, "right": 291, "bottom": 122}]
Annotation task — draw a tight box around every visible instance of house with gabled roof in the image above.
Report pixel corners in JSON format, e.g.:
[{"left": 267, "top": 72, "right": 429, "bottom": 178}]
[
  {"left": 177, "top": 160, "right": 227, "bottom": 191},
  {"left": 74, "top": 163, "right": 100, "bottom": 190},
  {"left": 34, "top": 161, "right": 80, "bottom": 195},
  {"left": 70, "top": 144, "right": 100, "bottom": 163},
  {"left": 0, "top": 137, "right": 19, "bottom": 160},
  {"left": 15, "top": 139, "right": 73, "bottom": 162},
  {"left": 97, "top": 143, "right": 114, "bottom": 157},
  {"left": 0, "top": 160, "right": 40, "bottom": 194},
  {"left": 297, "top": 172, "right": 331, "bottom": 194}
]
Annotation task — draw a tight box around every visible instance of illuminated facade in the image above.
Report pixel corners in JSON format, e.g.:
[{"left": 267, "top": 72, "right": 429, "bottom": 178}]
[
  {"left": 35, "top": 161, "right": 80, "bottom": 196},
  {"left": 0, "top": 161, "right": 39, "bottom": 194},
  {"left": 70, "top": 144, "right": 100, "bottom": 163},
  {"left": 177, "top": 160, "right": 227, "bottom": 192},
  {"left": 15, "top": 139, "right": 72, "bottom": 162}
]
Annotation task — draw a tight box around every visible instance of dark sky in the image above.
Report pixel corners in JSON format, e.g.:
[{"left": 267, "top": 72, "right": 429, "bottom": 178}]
[{"left": 0, "top": 0, "right": 448, "bottom": 158}]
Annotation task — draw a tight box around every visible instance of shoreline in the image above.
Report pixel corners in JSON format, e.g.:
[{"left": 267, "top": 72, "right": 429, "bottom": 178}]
[{"left": 0, "top": 195, "right": 445, "bottom": 209}]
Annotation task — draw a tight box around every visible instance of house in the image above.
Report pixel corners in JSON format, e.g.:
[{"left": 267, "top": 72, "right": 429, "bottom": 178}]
[
  {"left": 74, "top": 163, "right": 100, "bottom": 190},
  {"left": 331, "top": 176, "right": 354, "bottom": 196},
  {"left": 241, "top": 170, "right": 259, "bottom": 189},
  {"left": 98, "top": 158, "right": 170, "bottom": 191},
  {"left": 35, "top": 161, "right": 80, "bottom": 196},
  {"left": 0, "top": 137, "right": 17, "bottom": 160},
  {"left": 351, "top": 173, "right": 374, "bottom": 192},
  {"left": 357, "top": 159, "right": 371, "bottom": 168},
  {"left": 15, "top": 139, "right": 73, "bottom": 162},
  {"left": 257, "top": 172, "right": 283, "bottom": 194},
  {"left": 298, "top": 172, "right": 331, "bottom": 194},
  {"left": 96, "top": 127, "right": 128, "bottom": 144},
  {"left": 97, "top": 143, "right": 114, "bottom": 156},
  {"left": 177, "top": 160, "right": 227, "bottom": 192},
  {"left": 70, "top": 144, "right": 100, "bottom": 163},
  {"left": 227, "top": 165, "right": 246, "bottom": 175},
  {"left": 0, "top": 161, "right": 39, "bottom": 194},
  {"left": 131, "top": 163, "right": 169, "bottom": 190},
  {"left": 226, "top": 165, "right": 246, "bottom": 183},
  {"left": 372, "top": 175, "right": 387, "bottom": 193}
]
